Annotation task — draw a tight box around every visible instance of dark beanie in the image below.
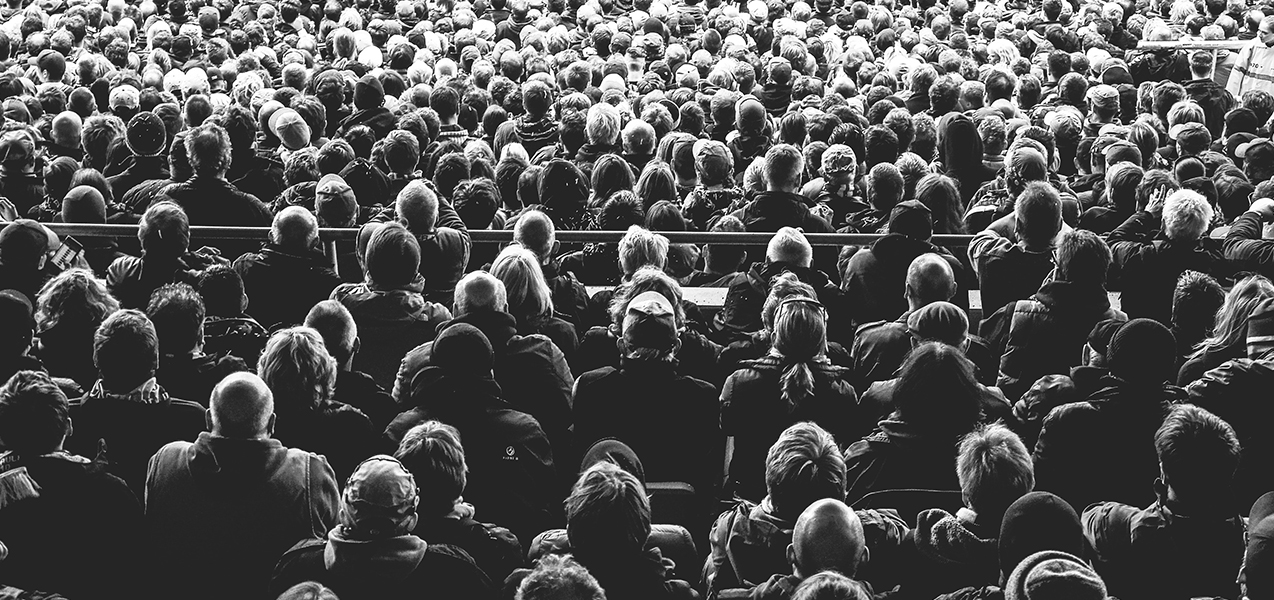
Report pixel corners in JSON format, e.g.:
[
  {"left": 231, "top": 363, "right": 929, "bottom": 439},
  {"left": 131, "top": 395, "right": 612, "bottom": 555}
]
[
  {"left": 1107, "top": 318, "right": 1176, "bottom": 384},
  {"left": 354, "top": 74, "right": 385, "bottom": 110},
  {"left": 432, "top": 323, "right": 494, "bottom": 374},
  {"left": 579, "top": 438, "right": 646, "bottom": 485},
  {"left": 998, "top": 492, "right": 1084, "bottom": 581},
  {"left": 889, "top": 199, "right": 934, "bottom": 240},
  {"left": 61, "top": 185, "right": 107, "bottom": 224}
]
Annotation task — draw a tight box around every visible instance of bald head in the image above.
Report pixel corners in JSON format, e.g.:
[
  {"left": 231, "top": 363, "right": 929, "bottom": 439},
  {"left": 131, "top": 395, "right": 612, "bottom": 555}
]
[
  {"left": 454, "top": 271, "right": 509, "bottom": 316},
  {"left": 396, "top": 180, "right": 439, "bottom": 234},
  {"left": 271, "top": 205, "right": 319, "bottom": 249},
  {"left": 905, "top": 253, "right": 957, "bottom": 309},
  {"left": 209, "top": 372, "right": 275, "bottom": 439},
  {"left": 790, "top": 498, "right": 867, "bottom": 578},
  {"left": 513, "top": 210, "right": 555, "bottom": 263}
]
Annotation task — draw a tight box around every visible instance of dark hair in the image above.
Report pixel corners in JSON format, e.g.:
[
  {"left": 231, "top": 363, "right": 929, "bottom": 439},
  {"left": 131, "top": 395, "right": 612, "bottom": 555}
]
[
  {"left": 453, "top": 178, "right": 500, "bottom": 229},
  {"left": 146, "top": 283, "right": 205, "bottom": 357},
  {"left": 1215, "top": 169, "right": 1255, "bottom": 223},
  {"left": 1173, "top": 270, "right": 1225, "bottom": 337},
  {"left": 864, "top": 125, "right": 899, "bottom": 168},
  {"left": 590, "top": 154, "right": 635, "bottom": 204},
  {"left": 892, "top": 342, "right": 983, "bottom": 435},
  {"left": 198, "top": 265, "right": 245, "bottom": 318},
  {"left": 1155, "top": 404, "right": 1240, "bottom": 501},
  {"left": 940, "top": 116, "right": 984, "bottom": 176},
  {"left": 1056, "top": 229, "right": 1112, "bottom": 286},
  {"left": 365, "top": 222, "right": 421, "bottom": 289},
  {"left": 915, "top": 173, "right": 966, "bottom": 234},
  {"left": 0, "top": 370, "right": 69, "bottom": 453},
  {"left": 94, "top": 309, "right": 159, "bottom": 391},
  {"left": 430, "top": 85, "right": 460, "bottom": 120}
]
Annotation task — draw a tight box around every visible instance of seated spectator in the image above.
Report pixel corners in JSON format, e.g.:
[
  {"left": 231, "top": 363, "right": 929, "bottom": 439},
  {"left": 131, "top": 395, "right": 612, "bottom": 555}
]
[
  {"left": 33, "top": 268, "right": 119, "bottom": 389},
  {"left": 704, "top": 422, "right": 908, "bottom": 596},
  {"left": 147, "top": 283, "right": 248, "bottom": 405},
  {"left": 750, "top": 499, "right": 871, "bottom": 600},
  {"left": 844, "top": 342, "right": 985, "bottom": 503},
  {"left": 682, "top": 139, "right": 745, "bottom": 231},
  {"left": 903, "top": 424, "right": 1035, "bottom": 600},
  {"left": 197, "top": 265, "right": 269, "bottom": 365},
  {"left": 581, "top": 224, "right": 670, "bottom": 328},
  {"left": 491, "top": 244, "right": 578, "bottom": 356},
  {"left": 107, "top": 112, "right": 170, "bottom": 202},
  {"left": 573, "top": 290, "right": 722, "bottom": 505},
  {"left": 686, "top": 215, "right": 749, "bottom": 287},
  {"left": 385, "top": 322, "right": 559, "bottom": 544},
  {"left": 512, "top": 209, "right": 589, "bottom": 328},
  {"left": 721, "top": 294, "right": 857, "bottom": 501},
  {"left": 964, "top": 146, "right": 1050, "bottom": 235},
  {"left": 1179, "top": 274, "right": 1274, "bottom": 385},
  {"left": 1244, "top": 494, "right": 1274, "bottom": 600},
  {"left": 1109, "top": 189, "right": 1229, "bottom": 326},
  {"left": 789, "top": 572, "right": 872, "bottom": 600},
  {"left": 145, "top": 372, "right": 340, "bottom": 600},
  {"left": 515, "top": 554, "right": 607, "bottom": 600},
  {"left": 1001, "top": 551, "right": 1108, "bottom": 600},
  {"left": 845, "top": 162, "right": 905, "bottom": 234},
  {"left": 0, "top": 370, "right": 140, "bottom": 600},
  {"left": 0, "top": 290, "right": 41, "bottom": 384},
  {"left": 1084, "top": 404, "right": 1245, "bottom": 600},
  {"left": 258, "top": 327, "right": 377, "bottom": 481},
  {"left": 719, "top": 272, "right": 853, "bottom": 376},
  {"left": 394, "top": 420, "right": 523, "bottom": 583},
  {"left": 106, "top": 202, "right": 213, "bottom": 310},
  {"left": 558, "top": 191, "right": 644, "bottom": 286},
  {"left": 1171, "top": 271, "right": 1225, "bottom": 367},
  {"left": 0, "top": 220, "right": 53, "bottom": 304},
  {"left": 59, "top": 185, "right": 128, "bottom": 276},
  {"left": 842, "top": 200, "right": 964, "bottom": 327},
  {"left": 331, "top": 221, "right": 452, "bottom": 387},
  {"left": 714, "top": 227, "right": 839, "bottom": 344},
  {"left": 275, "top": 582, "right": 340, "bottom": 600},
  {"left": 1035, "top": 318, "right": 1184, "bottom": 511},
  {"left": 729, "top": 144, "right": 833, "bottom": 234},
  {"left": 393, "top": 271, "right": 572, "bottom": 468},
  {"left": 271, "top": 454, "right": 496, "bottom": 600},
  {"left": 396, "top": 179, "right": 472, "bottom": 306},
  {"left": 1187, "top": 297, "right": 1274, "bottom": 508},
  {"left": 304, "top": 300, "right": 398, "bottom": 432},
  {"left": 984, "top": 229, "right": 1126, "bottom": 401},
  {"left": 969, "top": 181, "right": 1067, "bottom": 319},
  {"left": 232, "top": 206, "right": 342, "bottom": 330},
  {"left": 65, "top": 309, "right": 205, "bottom": 495},
  {"left": 315, "top": 174, "right": 363, "bottom": 283},
  {"left": 856, "top": 302, "right": 1014, "bottom": 440}
]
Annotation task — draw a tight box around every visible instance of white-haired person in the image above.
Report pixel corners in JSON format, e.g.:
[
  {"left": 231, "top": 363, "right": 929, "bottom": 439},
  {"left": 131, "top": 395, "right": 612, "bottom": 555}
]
[
  {"left": 574, "top": 103, "right": 622, "bottom": 178},
  {"left": 1108, "top": 188, "right": 1228, "bottom": 326}
]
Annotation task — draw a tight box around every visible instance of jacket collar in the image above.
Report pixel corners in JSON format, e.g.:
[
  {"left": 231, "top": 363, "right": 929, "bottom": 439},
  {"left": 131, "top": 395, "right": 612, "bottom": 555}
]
[
  {"left": 1033, "top": 280, "right": 1112, "bottom": 314},
  {"left": 449, "top": 310, "right": 519, "bottom": 349},
  {"left": 324, "top": 526, "right": 429, "bottom": 582},
  {"left": 86, "top": 377, "right": 167, "bottom": 405}
]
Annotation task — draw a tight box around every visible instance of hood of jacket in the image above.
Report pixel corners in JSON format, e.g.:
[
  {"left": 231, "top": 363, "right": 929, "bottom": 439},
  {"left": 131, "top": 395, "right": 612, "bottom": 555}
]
[
  {"left": 1086, "top": 376, "right": 1186, "bottom": 412},
  {"left": 746, "top": 260, "right": 830, "bottom": 295},
  {"left": 409, "top": 366, "right": 503, "bottom": 412},
  {"left": 914, "top": 508, "right": 999, "bottom": 567},
  {"left": 185, "top": 432, "right": 295, "bottom": 483},
  {"left": 731, "top": 497, "right": 794, "bottom": 552},
  {"left": 448, "top": 309, "right": 519, "bottom": 350},
  {"left": 324, "top": 526, "right": 429, "bottom": 582},
  {"left": 1032, "top": 280, "right": 1112, "bottom": 317}
]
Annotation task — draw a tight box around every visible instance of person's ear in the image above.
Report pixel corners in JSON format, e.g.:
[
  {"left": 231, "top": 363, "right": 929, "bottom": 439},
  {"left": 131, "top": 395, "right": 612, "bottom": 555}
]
[
  {"left": 351, "top": 336, "right": 362, "bottom": 358},
  {"left": 205, "top": 409, "right": 214, "bottom": 430},
  {"left": 403, "top": 511, "right": 419, "bottom": 533},
  {"left": 266, "top": 413, "right": 277, "bottom": 437},
  {"left": 1153, "top": 476, "right": 1168, "bottom": 503},
  {"left": 786, "top": 543, "right": 797, "bottom": 570},
  {"left": 551, "top": 239, "right": 560, "bottom": 258}
]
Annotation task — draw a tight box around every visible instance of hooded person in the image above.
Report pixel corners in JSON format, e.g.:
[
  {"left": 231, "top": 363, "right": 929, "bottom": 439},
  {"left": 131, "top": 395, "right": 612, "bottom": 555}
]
[
  {"left": 338, "top": 74, "right": 397, "bottom": 138},
  {"left": 270, "top": 454, "right": 496, "bottom": 599}
]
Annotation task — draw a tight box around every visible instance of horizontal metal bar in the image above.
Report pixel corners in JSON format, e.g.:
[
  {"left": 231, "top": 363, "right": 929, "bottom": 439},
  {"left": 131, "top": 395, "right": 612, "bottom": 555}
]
[
  {"left": 40, "top": 223, "right": 976, "bottom": 247},
  {"left": 1136, "top": 40, "right": 1249, "bottom": 50}
]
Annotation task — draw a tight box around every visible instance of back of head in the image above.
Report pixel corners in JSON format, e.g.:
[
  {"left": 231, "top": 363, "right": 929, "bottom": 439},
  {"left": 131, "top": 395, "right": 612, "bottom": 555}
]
[
  {"left": 1155, "top": 404, "right": 1240, "bottom": 506},
  {"left": 396, "top": 180, "right": 439, "bottom": 234},
  {"left": 146, "top": 283, "right": 204, "bottom": 357},
  {"left": 365, "top": 222, "right": 421, "bottom": 290},
  {"left": 139, "top": 201, "right": 190, "bottom": 258},
  {"left": 1107, "top": 318, "right": 1177, "bottom": 385},
  {"left": 209, "top": 372, "right": 274, "bottom": 439},
  {"left": 1005, "top": 551, "right": 1107, "bottom": 600},
  {"left": 491, "top": 245, "right": 552, "bottom": 325},
  {"left": 453, "top": 271, "right": 509, "bottom": 317},
  {"left": 271, "top": 205, "right": 319, "bottom": 250},
  {"left": 791, "top": 498, "right": 867, "bottom": 578},
  {"left": 765, "top": 144, "right": 805, "bottom": 192},
  {"left": 893, "top": 342, "right": 983, "bottom": 434},
  {"left": 765, "top": 421, "right": 846, "bottom": 521},
  {"left": 998, "top": 492, "right": 1084, "bottom": 582},
  {"left": 767, "top": 227, "right": 813, "bottom": 267},
  {"left": 276, "top": 582, "right": 340, "bottom": 600},
  {"left": 618, "top": 225, "right": 669, "bottom": 277},
  {"left": 94, "top": 309, "right": 159, "bottom": 393},
  {"left": 395, "top": 420, "right": 468, "bottom": 519},
  {"left": 791, "top": 572, "right": 872, "bottom": 600},
  {"left": 258, "top": 327, "right": 337, "bottom": 413},
  {"left": 905, "top": 253, "right": 957, "bottom": 305},
  {"left": 1055, "top": 229, "right": 1112, "bottom": 287},
  {"left": 565, "top": 461, "right": 651, "bottom": 555},
  {"left": 513, "top": 209, "right": 555, "bottom": 261},
  {"left": 1162, "top": 189, "right": 1214, "bottom": 243},
  {"left": 1015, "top": 182, "right": 1063, "bottom": 246},
  {"left": 516, "top": 554, "right": 606, "bottom": 600},
  {"left": 0, "top": 370, "right": 69, "bottom": 454},
  {"left": 341, "top": 454, "right": 421, "bottom": 539},
  {"left": 957, "top": 424, "right": 1034, "bottom": 522},
  {"left": 184, "top": 122, "right": 232, "bottom": 177},
  {"left": 1173, "top": 270, "right": 1224, "bottom": 335},
  {"left": 305, "top": 300, "right": 358, "bottom": 367},
  {"left": 770, "top": 297, "right": 830, "bottom": 407}
]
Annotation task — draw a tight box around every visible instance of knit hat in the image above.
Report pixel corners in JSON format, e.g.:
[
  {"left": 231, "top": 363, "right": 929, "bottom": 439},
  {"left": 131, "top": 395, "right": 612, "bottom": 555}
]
[
  {"left": 315, "top": 174, "right": 358, "bottom": 226},
  {"left": 889, "top": 200, "right": 933, "bottom": 240},
  {"left": 579, "top": 438, "right": 646, "bottom": 484},
  {"left": 1247, "top": 297, "right": 1274, "bottom": 358},
  {"left": 998, "top": 492, "right": 1084, "bottom": 580},
  {"left": 907, "top": 301, "right": 968, "bottom": 347},
  {"left": 342, "top": 455, "right": 419, "bottom": 537},
  {"left": 126, "top": 112, "right": 167, "bottom": 157},
  {"left": 1005, "top": 551, "right": 1107, "bottom": 600},
  {"left": 0, "top": 220, "right": 50, "bottom": 268},
  {"left": 271, "top": 108, "right": 312, "bottom": 151},
  {"left": 61, "top": 185, "right": 107, "bottom": 224},
  {"left": 433, "top": 322, "right": 495, "bottom": 374},
  {"left": 821, "top": 143, "right": 857, "bottom": 176},
  {"left": 1107, "top": 318, "right": 1176, "bottom": 384},
  {"left": 354, "top": 74, "right": 386, "bottom": 110},
  {"left": 623, "top": 291, "right": 678, "bottom": 352}
]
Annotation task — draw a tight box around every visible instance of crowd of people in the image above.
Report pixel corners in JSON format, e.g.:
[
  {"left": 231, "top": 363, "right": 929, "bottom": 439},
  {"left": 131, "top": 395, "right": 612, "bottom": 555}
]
[{"left": 3, "top": 0, "right": 1274, "bottom": 596}]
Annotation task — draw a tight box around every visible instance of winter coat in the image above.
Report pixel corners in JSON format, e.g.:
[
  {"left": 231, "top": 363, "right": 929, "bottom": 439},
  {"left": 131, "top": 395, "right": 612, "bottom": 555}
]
[
  {"left": 1108, "top": 210, "right": 1230, "bottom": 326},
  {"left": 202, "top": 314, "right": 269, "bottom": 365},
  {"left": 967, "top": 229, "right": 1057, "bottom": 322},
  {"left": 514, "top": 115, "right": 558, "bottom": 157},
  {"left": 574, "top": 325, "right": 725, "bottom": 385},
  {"left": 842, "top": 234, "right": 965, "bottom": 328},
  {"left": 155, "top": 351, "right": 248, "bottom": 406},
  {"left": 156, "top": 175, "right": 273, "bottom": 258},
  {"left": 337, "top": 106, "right": 398, "bottom": 138},
  {"left": 1177, "top": 341, "right": 1244, "bottom": 387},
  {"left": 270, "top": 530, "right": 496, "bottom": 600},
  {"left": 0, "top": 451, "right": 140, "bottom": 600},
  {"left": 227, "top": 152, "right": 285, "bottom": 208},
  {"left": 899, "top": 508, "right": 1000, "bottom": 600},
  {"left": 273, "top": 400, "right": 378, "bottom": 482},
  {"left": 857, "top": 379, "right": 1015, "bottom": 444},
  {"left": 541, "top": 257, "right": 590, "bottom": 328},
  {"left": 573, "top": 360, "right": 722, "bottom": 500},
  {"left": 414, "top": 196, "right": 472, "bottom": 306},
  {"left": 730, "top": 190, "right": 833, "bottom": 234},
  {"left": 331, "top": 277, "right": 452, "bottom": 388},
  {"left": 1084, "top": 500, "right": 1244, "bottom": 600},
  {"left": 713, "top": 260, "right": 842, "bottom": 344},
  {"left": 524, "top": 526, "right": 702, "bottom": 595},
  {"left": 850, "top": 314, "right": 999, "bottom": 390},
  {"left": 1225, "top": 40, "right": 1274, "bottom": 97},
  {"left": 334, "top": 369, "right": 399, "bottom": 433},
  {"left": 233, "top": 244, "right": 343, "bottom": 329},
  {"left": 384, "top": 372, "right": 559, "bottom": 543},
  {"left": 843, "top": 419, "right": 967, "bottom": 505},
  {"left": 107, "top": 156, "right": 169, "bottom": 204},
  {"left": 145, "top": 432, "right": 341, "bottom": 600},
  {"left": 1223, "top": 210, "right": 1274, "bottom": 280},
  {"left": 983, "top": 280, "right": 1127, "bottom": 402},
  {"left": 1183, "top": 78, "right": 1235, "bottom": 139},
  {"left": 1187, "top": 357, "right": 1274, "bottom": 510},
  {"left": 722, "top": 356, "right": 860, "bottom": 501},
  {"left": 414, "top": 512, "right": 523, "bottom": 584},
  {"left": 34, "top": 319, "right": 101, "bottom": 389},
  {"left": 105, "top": 254, "right": 205, "bottom": 310},
  {"left": 1033, "top": 377, "right": 1182, "bottom": 513},
  {"left": 719, "top": 331, "right": 852, "bottom": 379}
]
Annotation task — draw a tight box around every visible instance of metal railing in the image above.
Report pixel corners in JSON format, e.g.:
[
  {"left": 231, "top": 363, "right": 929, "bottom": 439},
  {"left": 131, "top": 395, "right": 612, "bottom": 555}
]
[{"left": 41, "top": 223, "right": 978, "bottom": 247}]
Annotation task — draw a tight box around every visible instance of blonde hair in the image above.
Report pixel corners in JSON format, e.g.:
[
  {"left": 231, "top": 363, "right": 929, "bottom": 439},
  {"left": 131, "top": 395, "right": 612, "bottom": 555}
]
[
  {"left": 769, "top": 297, "right": 831, "bottom": 411},
  {"left": 1163, "top": 189, "right": 1214, "bottom": 241},
  {"left": 491, "top": 244, "right": 554, "bottom": 327},
  {"left": 957, "top": 424, "right": 1035, "bottom": 516},
  {"left": 586, "top": 102, "right": 621, "bottom": 146},
  {"left": 1192, "top": 275, "right": 1274, "bottom": 359},
  {"left": 618, "top": 225, "right": 669, "bottom": 276},
  {"left": 36, "top": 268, "right": 119, "bottom": 333},
  {"left": 257, "top": 326, "right": 337, "bottom": 412}
]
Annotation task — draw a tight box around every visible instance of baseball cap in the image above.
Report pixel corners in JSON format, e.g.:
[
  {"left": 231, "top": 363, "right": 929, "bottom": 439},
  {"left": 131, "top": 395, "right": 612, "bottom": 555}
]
[
  {"left": 0, "top": 289, "right": 34, "bottom": 334},
  {"left": 622, "top": 291, "right": 678, "bottom": 351},
  {"left": 907, "top": 300, "right": 969, "bottom": 347},
  {"left": 1168, "top": 121, "right": 1208, "bottom": 141},
  {"left": 1236, "top": 137, "right": 1274, "bottom": 160},
  {"left": 342, "top": 455, "right": 419, "bottom": 537},
  {"left": 1085, "top": 84, "right": 1119, "bottom": 111},
  {"left": 0, "top": 131, "right": 34, "bottom": 171},
  {"left": 315, "top": 174, "right": 358, "bottom": 226},
  {"left": 889, "top": 200, "right": 933, "bottom": 240}
]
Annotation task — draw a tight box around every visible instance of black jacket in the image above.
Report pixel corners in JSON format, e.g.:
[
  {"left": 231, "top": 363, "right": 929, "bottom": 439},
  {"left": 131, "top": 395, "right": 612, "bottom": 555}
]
[
  {"left": 271, "top": 536, "right": 495, "bottom": 600},
  {"left": 843, "top": 418, "right": 964, "bottom": 505},
  {"left": 842, "top": 234, "right": 965, "bottom": 328},
  {"left": 713, "top": 260, "right": 840, "bottom": 344},
  {"left": 156, "top": 176, "right": 272, "bottom": 258},
  {"left": 273, "top": 400, "right": 378, "bottom": 482},
  {"left": 1224, "top": 211, "right": 1274, "bottom": 279},
  {"left": 1108, "top": 210, "right": 1230, "bottom": 326},
  {"left": 1187, "top": 357, "right": 1274, "bottom": 510},
  {"left": 232, "top": 244, "right": 343, "bottom": 329}
]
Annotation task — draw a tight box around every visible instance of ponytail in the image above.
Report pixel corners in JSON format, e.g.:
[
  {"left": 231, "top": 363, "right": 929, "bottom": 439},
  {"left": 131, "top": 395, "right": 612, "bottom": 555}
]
[{"left": 780, "top": 361, "right": 816, "bottom": 412}]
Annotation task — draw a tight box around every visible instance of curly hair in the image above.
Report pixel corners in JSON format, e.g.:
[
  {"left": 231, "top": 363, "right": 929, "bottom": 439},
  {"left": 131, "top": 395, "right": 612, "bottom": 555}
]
[
  {"left": 257, "top": 326, "right": 337, "bottom": 413},
  {"left": 36, "top": 268, "right": 119, "bottom": 334}
]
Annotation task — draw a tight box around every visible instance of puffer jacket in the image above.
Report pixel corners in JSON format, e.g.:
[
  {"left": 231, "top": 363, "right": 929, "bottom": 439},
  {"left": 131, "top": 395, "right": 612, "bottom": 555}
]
[
  {"left": 843, "top": 419, "right": 965, "bottom": 505},
  {"left": 1187, "top": 357, "right": 1274, "bottom": 510},
  {"left": 983, "top": 280, "right": 1127, "bottom": 402},
  {"left": 1107, "top": 210, "right": 1230, "bottom": 327},
  {"left": 842, "top": 234, "right": 965, "bottom": 328},
  {"left": 1033, "top": 377, "right": 1183, "bottom": 513}
]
